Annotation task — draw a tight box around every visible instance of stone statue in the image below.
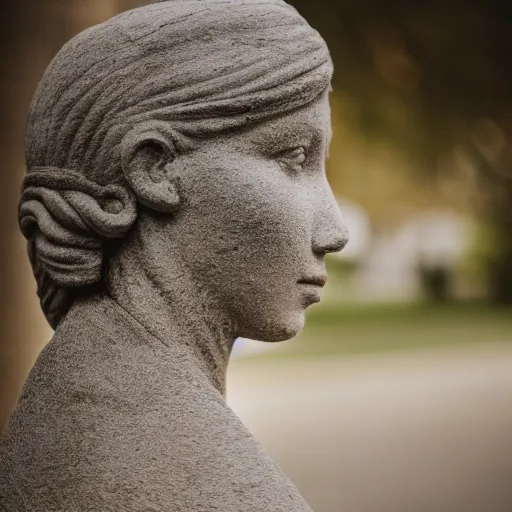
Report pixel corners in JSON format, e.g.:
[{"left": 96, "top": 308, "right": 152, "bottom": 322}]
[{"left": 0, "top": 0, "right": 348, "bottom": 510}]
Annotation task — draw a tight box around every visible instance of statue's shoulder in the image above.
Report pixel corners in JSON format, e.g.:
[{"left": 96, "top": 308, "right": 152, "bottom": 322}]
[{"left": 0, "top": 298, "right": 312, "bottom": 512}]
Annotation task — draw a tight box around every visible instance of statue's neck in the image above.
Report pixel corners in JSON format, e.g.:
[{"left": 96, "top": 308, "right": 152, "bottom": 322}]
[{"left": 104, "top": 232, "right": 237, "bottom": 397}]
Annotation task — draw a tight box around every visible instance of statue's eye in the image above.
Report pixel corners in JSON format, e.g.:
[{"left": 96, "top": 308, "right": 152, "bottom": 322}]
[{"left": 277, "top": 146, "right": 307, "bottom": 173}]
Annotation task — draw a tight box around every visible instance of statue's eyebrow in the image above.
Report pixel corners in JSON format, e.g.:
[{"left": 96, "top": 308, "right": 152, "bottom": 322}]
[{"left": 249, "top": 120, "right": 326, "bottom": 156}]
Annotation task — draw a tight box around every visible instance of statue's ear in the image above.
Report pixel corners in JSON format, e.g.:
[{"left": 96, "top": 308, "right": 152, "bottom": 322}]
[{"left": 120, "top": 125, "right": 181, "bottom": 213}]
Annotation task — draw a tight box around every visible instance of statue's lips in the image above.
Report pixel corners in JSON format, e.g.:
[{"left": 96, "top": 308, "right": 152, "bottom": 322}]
[{"left": 298, "top": 276, "right": 327, "bottom": 287}]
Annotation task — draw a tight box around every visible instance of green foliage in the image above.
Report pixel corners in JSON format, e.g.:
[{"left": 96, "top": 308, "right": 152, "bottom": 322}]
[{"left": 460, "top": 221, "right": 500, "bottom": 281}]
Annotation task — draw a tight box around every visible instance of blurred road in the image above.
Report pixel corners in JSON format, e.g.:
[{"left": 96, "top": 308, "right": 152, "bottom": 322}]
[{"left": 227, "top": 343, "right": 512, "bottom": 512}]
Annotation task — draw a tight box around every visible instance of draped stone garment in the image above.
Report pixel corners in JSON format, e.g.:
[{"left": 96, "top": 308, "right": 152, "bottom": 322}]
[{"left": 0, "top": 294, "right": 312, "bottom": 512}]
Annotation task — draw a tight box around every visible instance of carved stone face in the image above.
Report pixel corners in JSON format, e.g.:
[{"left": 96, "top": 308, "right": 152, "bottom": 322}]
[
  {"left": 148, "top": 90, "right": 348, "bottom": 342},
  {"left": 21, "top": 0, "right": 337, "bottom": 331}
]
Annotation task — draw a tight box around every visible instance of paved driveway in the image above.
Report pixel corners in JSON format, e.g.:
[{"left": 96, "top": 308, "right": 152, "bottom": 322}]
[{"left": 227, "top": 343, "right": 512, "bottom": 512}]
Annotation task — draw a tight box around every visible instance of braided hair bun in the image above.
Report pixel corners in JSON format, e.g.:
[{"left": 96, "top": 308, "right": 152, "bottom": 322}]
[{"left": 19, "top": 168, "right": 136, "bottom": 328}]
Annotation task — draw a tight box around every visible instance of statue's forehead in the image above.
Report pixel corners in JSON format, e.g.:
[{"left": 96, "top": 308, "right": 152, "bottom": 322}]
[{"left": 244, "top": 93, "right": 331, "bottom": 146}]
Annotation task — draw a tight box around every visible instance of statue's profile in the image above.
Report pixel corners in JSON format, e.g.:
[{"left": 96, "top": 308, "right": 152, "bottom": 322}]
[{"left": 0, "top": 0, "right": 348, "bottom": 510}]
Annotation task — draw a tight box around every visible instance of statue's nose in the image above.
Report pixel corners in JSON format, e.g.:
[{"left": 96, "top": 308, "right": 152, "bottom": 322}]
[
  {"left": 316, "top": 228, "right": 349, "bottom": 254},
  {"left": 312, "top": 187, "right": 349, "bottom": 255},
  {"left": 313, "top": 225, "right": 349, "bottom": 255}
]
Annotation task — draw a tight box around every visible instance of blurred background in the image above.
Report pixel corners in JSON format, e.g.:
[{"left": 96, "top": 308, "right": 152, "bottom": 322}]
[{"left": 1, "top": 1, "right": 511, "bottom": 511}]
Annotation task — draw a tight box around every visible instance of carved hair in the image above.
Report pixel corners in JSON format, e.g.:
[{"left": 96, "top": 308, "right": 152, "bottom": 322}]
[{"left": 20, "top": 0, "right": 333, "bottom": 328}]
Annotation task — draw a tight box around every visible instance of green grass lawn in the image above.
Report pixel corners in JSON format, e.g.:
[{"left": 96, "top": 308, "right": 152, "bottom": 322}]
[{"left": 248, "top": 302, "right": 512, "bottom": 360}]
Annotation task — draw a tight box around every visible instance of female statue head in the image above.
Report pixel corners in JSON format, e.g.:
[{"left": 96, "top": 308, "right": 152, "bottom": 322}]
[{"left": 19, "top": 0, "right": 348, "bottom": 343}]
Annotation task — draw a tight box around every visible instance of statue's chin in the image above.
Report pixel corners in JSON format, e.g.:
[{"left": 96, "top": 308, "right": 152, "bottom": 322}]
[{"left": 243, "top": 311, "right": 306, "bottom": 343}]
